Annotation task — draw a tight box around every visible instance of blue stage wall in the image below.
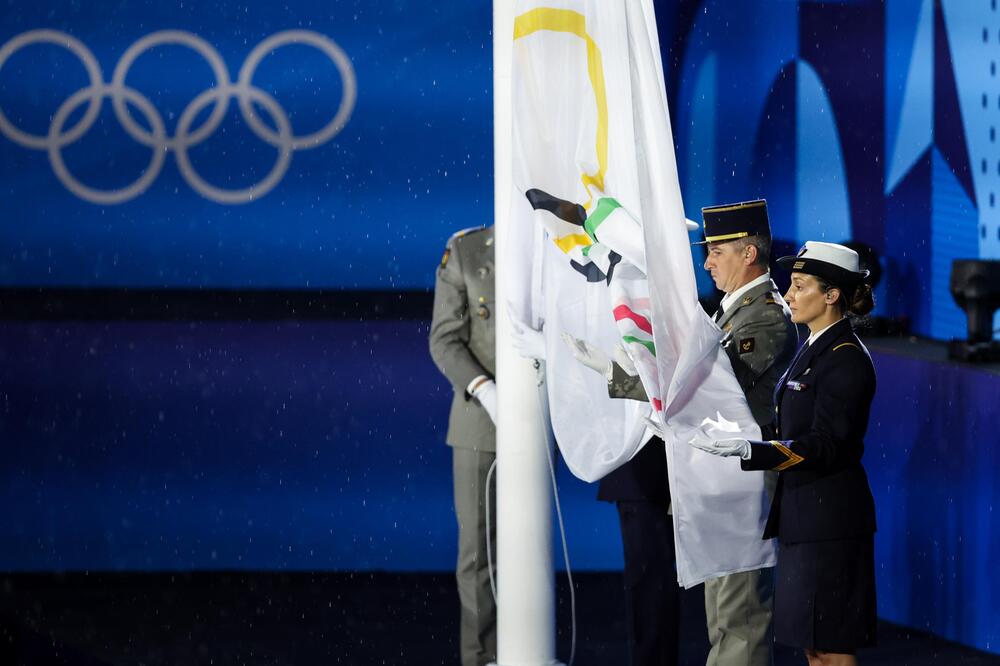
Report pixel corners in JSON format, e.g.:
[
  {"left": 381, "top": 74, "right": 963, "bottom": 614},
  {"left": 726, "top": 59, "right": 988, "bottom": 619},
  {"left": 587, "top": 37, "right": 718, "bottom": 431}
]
[
  {"left": 3, "top": 324, "right": 998, "bottom": 653},
  {"left": 0, "top": 320, "right": 622, "bottom": 572},
  {"left": 866, "top": 343, "right": 1000, "bottom": 654}
]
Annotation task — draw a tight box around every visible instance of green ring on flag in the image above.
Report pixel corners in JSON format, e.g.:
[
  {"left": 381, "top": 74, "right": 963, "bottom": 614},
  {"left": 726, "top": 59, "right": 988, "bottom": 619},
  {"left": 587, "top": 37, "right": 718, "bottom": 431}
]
[{"left": 584, "top": 197, "right": 621, "bottom": 241}]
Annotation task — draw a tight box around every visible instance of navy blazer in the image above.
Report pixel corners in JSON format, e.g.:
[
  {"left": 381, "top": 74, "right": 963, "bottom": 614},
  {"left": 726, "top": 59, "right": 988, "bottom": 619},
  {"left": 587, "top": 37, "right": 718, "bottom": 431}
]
[{"left": 742, "top": 318, "right": 877, "bottom": 544}]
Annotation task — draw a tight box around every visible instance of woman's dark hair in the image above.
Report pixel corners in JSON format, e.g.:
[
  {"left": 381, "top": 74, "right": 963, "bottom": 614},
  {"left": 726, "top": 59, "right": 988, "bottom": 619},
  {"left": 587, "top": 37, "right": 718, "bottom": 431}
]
[{"left": 816, "top": 277, "right": 875, "bottom": 318}]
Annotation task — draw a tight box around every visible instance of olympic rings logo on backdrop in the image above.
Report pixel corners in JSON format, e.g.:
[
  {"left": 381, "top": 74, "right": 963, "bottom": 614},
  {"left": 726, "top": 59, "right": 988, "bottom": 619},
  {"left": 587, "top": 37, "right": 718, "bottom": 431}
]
[{"left": 0, "top": 29, "right": 356, "bottom": 205}]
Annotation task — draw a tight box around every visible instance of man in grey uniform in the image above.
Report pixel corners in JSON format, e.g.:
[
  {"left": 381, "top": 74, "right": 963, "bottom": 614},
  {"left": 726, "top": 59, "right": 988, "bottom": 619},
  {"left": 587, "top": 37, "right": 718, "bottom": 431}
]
[
  {"left": 695, "top": 199, "right": 797, "bottom": 666},
  {"left": 428, "top": 225, "right": 497, "bottom": 666},
  {"left": 570, "top": 200, "right": 796, "bottom": 666}
]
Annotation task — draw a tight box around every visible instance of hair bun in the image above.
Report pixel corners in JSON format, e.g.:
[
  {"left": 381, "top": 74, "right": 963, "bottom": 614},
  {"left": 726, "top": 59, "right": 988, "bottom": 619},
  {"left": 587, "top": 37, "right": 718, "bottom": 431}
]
[{"left": 848, "top": 283, "right": 875, "bottom": 317}]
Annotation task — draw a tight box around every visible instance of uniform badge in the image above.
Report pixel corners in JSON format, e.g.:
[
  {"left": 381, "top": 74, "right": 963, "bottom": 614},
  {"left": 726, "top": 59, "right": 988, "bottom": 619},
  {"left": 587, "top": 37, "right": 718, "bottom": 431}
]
[
  {"left": 739, "top": 337, "right": 755, "bottom": 354},
  {"left": 786, "top": 380, "right": 809, "bottom": 391},
  {"left": 742, "top": 295, "right": 753, "bottom": 305},
  {"left": 439, "top": 248, "right": 451, "bottom": 269},
  {"left": 477, "top": 305, "right": 491, "bottom": 319}
]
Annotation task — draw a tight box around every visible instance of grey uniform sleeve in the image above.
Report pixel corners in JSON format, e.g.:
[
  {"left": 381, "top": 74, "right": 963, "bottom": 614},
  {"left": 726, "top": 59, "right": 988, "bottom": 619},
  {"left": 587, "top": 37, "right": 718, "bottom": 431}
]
[
  {"left": 607, "top": 361, "right": 648, "bottom": 402},
  {"left": 429, "top": 239, "right": 490, "bottom": 396}
]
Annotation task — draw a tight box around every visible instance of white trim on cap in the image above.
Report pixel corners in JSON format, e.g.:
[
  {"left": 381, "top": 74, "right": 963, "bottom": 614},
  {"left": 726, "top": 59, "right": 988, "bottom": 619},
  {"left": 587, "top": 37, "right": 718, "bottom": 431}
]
[{"left": 798, "top": 241, "right": 861, "bottom": 273}]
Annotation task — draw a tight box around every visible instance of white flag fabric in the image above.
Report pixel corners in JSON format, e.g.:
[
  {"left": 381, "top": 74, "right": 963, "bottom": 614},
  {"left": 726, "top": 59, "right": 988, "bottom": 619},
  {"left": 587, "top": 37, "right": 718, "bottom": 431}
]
[{"left": 505, "top": 0, "right": 777, "bottom": 587}]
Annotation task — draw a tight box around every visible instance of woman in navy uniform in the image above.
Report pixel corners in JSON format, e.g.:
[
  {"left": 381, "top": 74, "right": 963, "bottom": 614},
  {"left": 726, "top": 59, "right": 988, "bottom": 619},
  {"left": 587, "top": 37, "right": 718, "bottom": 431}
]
[{"left": 690, "top": 241, "right": 877, "bottom": 666}]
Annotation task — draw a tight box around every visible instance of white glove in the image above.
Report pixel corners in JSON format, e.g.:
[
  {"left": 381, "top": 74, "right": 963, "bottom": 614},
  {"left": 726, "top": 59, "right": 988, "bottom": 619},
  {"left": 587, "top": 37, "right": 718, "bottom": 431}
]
[
  {"left": 560, "top": 333, "right": 611, "bottom": 376},
  {"left": 688, "top": 436, "right": 751, "bottom": 460},
  {"left": 510, "top": 319, "right": 545, "bottom": 360},
  {"left": 612, "top": 342, "right": 638, "bottom": 376},
  {"left": 472, "top": 379, "right": 498, "bottom": 424}
]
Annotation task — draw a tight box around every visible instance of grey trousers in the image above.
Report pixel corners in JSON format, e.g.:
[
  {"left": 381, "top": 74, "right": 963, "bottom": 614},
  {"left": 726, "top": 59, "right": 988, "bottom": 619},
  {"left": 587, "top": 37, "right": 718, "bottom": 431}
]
[
  {"left": 704, "top": 566, "right": 775, "bottom": 666},
  {"left": 453, "top": 448, "right": 497, "bottom": 666}
]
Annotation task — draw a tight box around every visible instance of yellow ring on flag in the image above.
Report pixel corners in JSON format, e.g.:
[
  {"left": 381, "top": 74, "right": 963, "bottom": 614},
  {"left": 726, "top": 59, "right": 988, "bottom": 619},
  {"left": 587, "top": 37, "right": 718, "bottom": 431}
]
[
  {"left": 514, "top": 7, "right": 608, "bottom": 252},
  {"left": 553, "top": 233, "right": 594, "bottom": 254}
]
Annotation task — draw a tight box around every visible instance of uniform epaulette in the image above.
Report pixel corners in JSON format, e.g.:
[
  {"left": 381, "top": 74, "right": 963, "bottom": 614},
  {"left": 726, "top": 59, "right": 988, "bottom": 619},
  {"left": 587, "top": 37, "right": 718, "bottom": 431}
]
[{"left": 449, "top": 225, "right": 487, "bottom": 241}]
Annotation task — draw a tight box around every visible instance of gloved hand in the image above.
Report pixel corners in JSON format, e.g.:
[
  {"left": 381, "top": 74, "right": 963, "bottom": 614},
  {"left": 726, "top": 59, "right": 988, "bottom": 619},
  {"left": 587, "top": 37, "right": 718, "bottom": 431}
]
[
  {"left": 510, "top": 318, "right": 545, "bottom": 360},
  {"left": 472, "top": 380, "right": 498, "bottom": 424},
  {"left": 560, "top": 333, "right": 611, "bottom": 376},
  {"left": 613, "top": 342, "right": 638, "bottom": 376},
  {"left": 688, "top": 436, "right": 751, "bottom": 460}
]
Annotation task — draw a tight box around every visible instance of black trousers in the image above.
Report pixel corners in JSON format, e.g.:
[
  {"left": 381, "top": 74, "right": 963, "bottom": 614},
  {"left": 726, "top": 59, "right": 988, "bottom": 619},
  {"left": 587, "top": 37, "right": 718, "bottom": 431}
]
[{"left": 616, "top": 500, "right": 680, "bottom": 666}]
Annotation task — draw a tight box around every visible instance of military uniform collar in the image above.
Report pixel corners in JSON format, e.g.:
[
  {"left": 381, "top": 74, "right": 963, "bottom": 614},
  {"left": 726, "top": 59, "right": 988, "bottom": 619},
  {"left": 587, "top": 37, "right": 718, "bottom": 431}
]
[
  {"left": 720, "top": 272, "right": 772, "bottom": 313},
  {"left": 804, "top": 317, "right": 853, "bottom": 357},
  {"left": 785, "top": 318, "right": 854, "bottom": 380},
  {"left": 806, "top": 317, "right": 846, "bottom": 347},
  {"left": 716, "top": 274, "right": 778, "bottom": 328}
]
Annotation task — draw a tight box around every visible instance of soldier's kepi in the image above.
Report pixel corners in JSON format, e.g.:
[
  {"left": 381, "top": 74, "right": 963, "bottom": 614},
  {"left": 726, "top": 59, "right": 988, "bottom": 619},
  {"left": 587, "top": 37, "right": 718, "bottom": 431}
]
[{"left": 693, "top": 199, "right": 771, "bottom": 246}]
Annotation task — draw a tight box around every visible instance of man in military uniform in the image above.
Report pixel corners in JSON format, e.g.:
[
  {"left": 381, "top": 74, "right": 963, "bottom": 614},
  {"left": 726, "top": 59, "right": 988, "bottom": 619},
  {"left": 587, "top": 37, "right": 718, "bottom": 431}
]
[
  {"left": 694, "top": 199, "right": 797, "bottom": 666},
  {"left": 568, "top": 200, "right": 796, "bottom": 666},
  {"left": 428, "top": 225, "right": 497, "bottom": 666}
]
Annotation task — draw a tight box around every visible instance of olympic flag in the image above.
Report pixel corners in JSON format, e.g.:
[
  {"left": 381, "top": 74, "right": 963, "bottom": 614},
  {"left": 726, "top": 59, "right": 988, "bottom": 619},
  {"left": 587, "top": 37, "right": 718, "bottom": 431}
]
[{"left": 505, "top": 0, "right": 776, "bottom": 586}]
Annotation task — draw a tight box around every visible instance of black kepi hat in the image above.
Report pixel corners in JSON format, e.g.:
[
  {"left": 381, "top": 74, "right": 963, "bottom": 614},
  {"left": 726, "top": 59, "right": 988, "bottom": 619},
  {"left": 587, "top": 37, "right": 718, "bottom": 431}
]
[
  {"left": 693, "top": 199, "right": 771, "bottom": 245},
  {"left": 776, "top": 241, "right": 870, "bottom": 287}
]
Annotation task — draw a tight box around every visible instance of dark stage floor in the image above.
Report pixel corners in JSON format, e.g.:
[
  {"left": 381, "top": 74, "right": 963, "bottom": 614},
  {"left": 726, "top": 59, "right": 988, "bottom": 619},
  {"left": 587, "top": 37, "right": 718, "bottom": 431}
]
[{"left": 1, "top": 572, "right": 997, "bottom": 665}]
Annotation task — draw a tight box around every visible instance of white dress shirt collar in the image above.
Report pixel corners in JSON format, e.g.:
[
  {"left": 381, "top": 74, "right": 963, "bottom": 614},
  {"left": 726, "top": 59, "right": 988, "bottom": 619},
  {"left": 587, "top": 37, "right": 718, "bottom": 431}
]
[
  {"left": 720, "top": 272, "right": 772, "bottom": 314},
  {"left": 806, "top": 318, "right": 845, "bottom": 346}
]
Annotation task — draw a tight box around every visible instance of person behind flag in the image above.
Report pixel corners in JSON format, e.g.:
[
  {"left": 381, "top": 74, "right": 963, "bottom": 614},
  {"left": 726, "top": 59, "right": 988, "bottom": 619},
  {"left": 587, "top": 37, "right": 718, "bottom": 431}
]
[
  {"left": 690, "top": 241, "right": 878, "bottom": 666},
  {"left": 566, "top": 199, "right": 796, "bottom": 666},
  {"left": 428, "top": 225, "right": 497, "bottom": 666}
]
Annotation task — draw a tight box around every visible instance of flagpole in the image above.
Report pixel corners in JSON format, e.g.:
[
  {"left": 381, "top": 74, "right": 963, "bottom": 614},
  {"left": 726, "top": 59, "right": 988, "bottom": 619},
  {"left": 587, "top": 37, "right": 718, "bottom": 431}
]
[{"left": 492, "top": 2, "right": 563, "bottom": 665}]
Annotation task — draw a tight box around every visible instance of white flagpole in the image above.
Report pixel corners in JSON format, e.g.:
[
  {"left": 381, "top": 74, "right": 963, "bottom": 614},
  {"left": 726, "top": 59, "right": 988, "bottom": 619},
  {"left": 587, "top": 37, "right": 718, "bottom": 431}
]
[{"left": 493, "top": 2, "right": 562, "bottom": 665}]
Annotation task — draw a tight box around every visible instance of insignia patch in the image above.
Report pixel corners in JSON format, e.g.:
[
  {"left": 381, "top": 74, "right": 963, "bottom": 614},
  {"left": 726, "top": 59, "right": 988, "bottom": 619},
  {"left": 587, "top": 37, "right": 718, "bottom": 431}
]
[
  {"left": 739, "top": 337, "right": 755, "bottom": 354},
  {"left": 440, "top": 248, "right": 451, "bottom": 269},
  {"left": 742, "top": 295, "right": 753, "bottom": 305},
  {"left": 786, "top": 380, "right": 809, "bottom": 391},
  {"left": 793, "top": 260, "right": 805, "bottom": 269}
]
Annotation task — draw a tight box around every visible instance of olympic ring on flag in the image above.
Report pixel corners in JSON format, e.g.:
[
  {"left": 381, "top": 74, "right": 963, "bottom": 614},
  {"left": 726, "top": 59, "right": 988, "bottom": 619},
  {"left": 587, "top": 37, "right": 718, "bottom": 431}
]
[{"left": 0, "top": 29, "right": 356, "bottom": 205}]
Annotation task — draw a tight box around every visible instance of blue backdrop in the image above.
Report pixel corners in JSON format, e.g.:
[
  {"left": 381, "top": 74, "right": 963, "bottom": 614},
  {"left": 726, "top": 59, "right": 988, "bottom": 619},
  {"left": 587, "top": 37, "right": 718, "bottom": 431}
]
[{"left": 0, "top": 0, "right": 491, "bottom": 289}]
